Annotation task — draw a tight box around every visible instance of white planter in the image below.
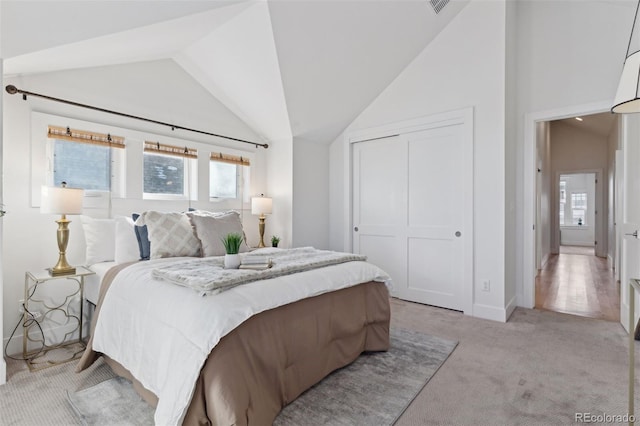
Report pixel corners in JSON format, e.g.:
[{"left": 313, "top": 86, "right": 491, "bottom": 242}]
[{"left": 224, "top": 254, "right": 241, "bottom": 269}]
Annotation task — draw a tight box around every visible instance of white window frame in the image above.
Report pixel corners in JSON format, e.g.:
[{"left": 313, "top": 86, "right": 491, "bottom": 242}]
[
  {"left": 46, "top": 138, "right": 126, "bottom": 198},
  {"left": 570, "top": 192, "right": 587, "bottom": 226},
  {"left": 209, "top": 153, "right": 251, "bottom": 204},
  {"left": 142, "top": 151, "right": 197, "bottom": 201}
]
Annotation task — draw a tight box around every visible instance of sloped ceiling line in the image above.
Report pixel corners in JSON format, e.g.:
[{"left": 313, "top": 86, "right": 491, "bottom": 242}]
[{"left": 2, "top": 0, "right": 470, "bottom": 145}]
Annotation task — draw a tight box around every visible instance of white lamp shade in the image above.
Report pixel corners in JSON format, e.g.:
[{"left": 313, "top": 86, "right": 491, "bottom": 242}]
[
  {"left": 40, "top": 186, "right": 84, "bottom": 215},
  {"left": 613, "top": 50, "right": 640, "bottom": 113},
  {"left": 251, "top": 196, "right": 272, "bottom": 215}
]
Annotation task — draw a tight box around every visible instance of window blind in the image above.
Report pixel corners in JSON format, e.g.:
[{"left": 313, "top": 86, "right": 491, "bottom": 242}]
[
  {"left": 144, "top": 141, "right": 197, "bottom": 159},
  {"left": 209, "top": 152, "right": 250, "bottom": 166},
  {"left": 48, "top": 125, "right": 125, "bottom": 149}
]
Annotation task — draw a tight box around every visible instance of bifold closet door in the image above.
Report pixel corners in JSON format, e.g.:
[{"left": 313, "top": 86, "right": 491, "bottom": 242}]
[{"left": 352, "top": 124, "right": 467, "bottom": 311}]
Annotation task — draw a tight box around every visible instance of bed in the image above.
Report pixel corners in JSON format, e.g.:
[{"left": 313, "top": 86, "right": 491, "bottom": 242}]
[
  {"left": 77, "top": 237, "right": 391, "bottom": 425},
  {"left": 83, "top": 261, "right": 116, "bottom": 306}
]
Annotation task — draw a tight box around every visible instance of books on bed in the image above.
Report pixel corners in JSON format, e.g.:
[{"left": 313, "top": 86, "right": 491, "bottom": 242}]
[{"left": 239, "top": 255, "right": 273, "bottom": 270}]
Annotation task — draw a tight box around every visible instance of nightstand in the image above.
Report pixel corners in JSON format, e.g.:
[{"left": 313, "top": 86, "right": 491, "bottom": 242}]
[{"left": 22, "top": 266, "right": 95, "bottom": 371}]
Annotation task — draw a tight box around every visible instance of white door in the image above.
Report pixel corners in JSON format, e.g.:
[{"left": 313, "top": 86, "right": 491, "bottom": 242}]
[
  {"left": 620, "top": 114, "right": 640, "bottom": 332},
  {"left": 352, "top": 135, "right": 407, "bottom": 299},
  {"left": 353, "top": 124, "right": 470, "bottom": 311}
]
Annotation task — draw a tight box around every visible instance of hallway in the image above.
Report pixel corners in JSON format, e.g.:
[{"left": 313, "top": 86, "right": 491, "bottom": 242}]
[{"left": 535, "top": 247, "right": 619, "bottom": 322}]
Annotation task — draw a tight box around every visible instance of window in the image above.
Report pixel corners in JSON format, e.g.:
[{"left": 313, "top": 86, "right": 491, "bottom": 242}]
[
  {"left": 48, "top": 125, "right": 125, "bottom": 193},
  {"left": 571, "top": 192, "right": 587, "bottom": 225},
  {"left": 209, "top": 152, "right": 250, "bottom": 201},
  {"left": 143, "top": 142, "right": 197, "bottom": 199},
  {"left": 54, "top": 140, "right": 110, "bottom": 190}
]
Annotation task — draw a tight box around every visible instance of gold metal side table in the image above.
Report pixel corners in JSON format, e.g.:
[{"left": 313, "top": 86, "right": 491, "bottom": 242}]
[{"left": 23, "top": 266, "right": 95, "bottom": 371}]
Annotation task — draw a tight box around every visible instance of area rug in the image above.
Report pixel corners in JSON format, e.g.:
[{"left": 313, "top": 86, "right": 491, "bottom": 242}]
[{"left": 67, "top": 328, "right": 457, "bottom": 425}]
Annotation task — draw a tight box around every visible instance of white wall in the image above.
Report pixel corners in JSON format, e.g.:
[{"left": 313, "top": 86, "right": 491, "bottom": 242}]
[
  {"left": 265, "top": 135, "right": 293, "bottom": 249},
  {"left": 504, "top": 0, "right": 518, "bottom": 314},
  {"left": 514, "top": 0, "right": 634, "bottom": 305},
  {"left": 330, "top": 1, "right": 509, "bottom": 321},
  {"left": 1, "top": 60, "right": 274, "bottom": 353},
  {"left": 292, "top": 139, "right": 329, "bottom": 249},
  {"left": 329, "top": 131, "right": 345, "bottom": 252}
]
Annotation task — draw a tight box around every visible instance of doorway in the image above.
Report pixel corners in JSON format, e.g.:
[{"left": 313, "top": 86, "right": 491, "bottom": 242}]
[
  {"left": 558, "top": 172, "right": 597, "bottom": 254},
  {"left": 532, "top": 112, "right": 619, "bottom": 322}
]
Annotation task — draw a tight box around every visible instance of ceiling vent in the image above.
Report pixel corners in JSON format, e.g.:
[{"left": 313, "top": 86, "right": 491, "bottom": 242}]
[{"left": 430, "top": 0, "right": 449, "bottom": 14}]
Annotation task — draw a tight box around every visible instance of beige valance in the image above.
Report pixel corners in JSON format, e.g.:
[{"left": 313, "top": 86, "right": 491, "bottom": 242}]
[
  {"left": 48, "top": 125, "right": 125, "bottom": 148},
  {"left": 209, "top": 152, "right": 250, "bottom": 166},
  {"left": 144, "top": 141, "right": 197, "bottom": 159}
]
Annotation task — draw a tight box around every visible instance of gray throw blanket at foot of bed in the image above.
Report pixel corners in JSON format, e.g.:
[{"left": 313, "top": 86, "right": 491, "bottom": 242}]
[{"left": 151, "top": 247, "right": 367, "bottom": 295}]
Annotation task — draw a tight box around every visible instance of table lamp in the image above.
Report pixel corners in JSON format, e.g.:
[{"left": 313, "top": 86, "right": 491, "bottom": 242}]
[
  {"left": 251, "top": 195, "right": 272, "bottom": 248},
  {"left": 41, "top": 183, "right": 84, "bottom": 276}
]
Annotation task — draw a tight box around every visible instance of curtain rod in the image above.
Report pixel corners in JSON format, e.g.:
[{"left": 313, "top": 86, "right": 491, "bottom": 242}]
[{"left": 4, "top": 85, "right": 268, "bottom": 149}]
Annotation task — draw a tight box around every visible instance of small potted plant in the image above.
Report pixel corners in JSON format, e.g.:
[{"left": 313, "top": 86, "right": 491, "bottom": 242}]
[
  {"left": 271, "top": 235, "right": 280, "bottom": 248},
  {"left": 221, "top": 232, "right": 244, "bottom": 269}
]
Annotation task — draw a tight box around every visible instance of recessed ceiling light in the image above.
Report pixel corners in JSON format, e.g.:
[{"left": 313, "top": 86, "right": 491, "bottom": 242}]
[{"left": 575, "top": 117, "right": 583, "bottom": 121}]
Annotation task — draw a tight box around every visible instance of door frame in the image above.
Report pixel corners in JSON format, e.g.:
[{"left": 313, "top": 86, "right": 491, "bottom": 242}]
[
  {"left": 343, "top": 108, "right": 474, "bottom": 315},
  {"left": 523, "top": 100, "right": 613, "bottom": 309}
]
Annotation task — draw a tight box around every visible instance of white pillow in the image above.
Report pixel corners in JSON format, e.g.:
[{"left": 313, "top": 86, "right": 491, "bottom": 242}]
[
  {"left": 188, "top": 211, "right": 250, "bottom": 257},
  {"left": 114, "top": 216, "right": 140, "bottom": 264},
  {"left": 135, "top": 211, "right": 200, "bottom": 259},
  {"left": 80, "top": 216, "right": 116, "bottom": 265}
]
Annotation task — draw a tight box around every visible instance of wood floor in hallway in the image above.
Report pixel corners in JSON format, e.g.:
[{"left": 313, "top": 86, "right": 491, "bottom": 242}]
[{"left": 535, "top": 247, "right": 619, "bottom": 322}]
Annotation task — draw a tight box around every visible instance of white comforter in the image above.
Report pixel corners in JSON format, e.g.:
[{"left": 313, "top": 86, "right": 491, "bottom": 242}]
[{"left": 92, "top": 249, "right": 391, "bottom": 425}]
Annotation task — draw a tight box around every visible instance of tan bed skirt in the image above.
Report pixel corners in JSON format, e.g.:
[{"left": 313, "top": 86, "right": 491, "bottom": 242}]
[{"left": 79, "top": 272, "right": 390, "bottom": 426}]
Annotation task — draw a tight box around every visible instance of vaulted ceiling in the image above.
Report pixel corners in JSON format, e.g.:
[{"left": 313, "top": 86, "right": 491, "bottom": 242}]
[{"left": 1, "top": 0, "right": 469, "bottom": 144}]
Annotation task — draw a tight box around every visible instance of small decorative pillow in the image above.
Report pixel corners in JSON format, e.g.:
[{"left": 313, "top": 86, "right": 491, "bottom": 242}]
[
  {"left": 114, "top": 216, "right": 140, "bottom": 264},
  {"left": 80, "top": 216, "right": 116, "bottom": 265},
  {"left": 135, "top": 211, "right": 200, "bottom": 259},
  {"left": 132, "top": 213, "right": 151, "bottom": 260},
  {"left": 188, "top": 211, "right": 250, "bottom": 257}
]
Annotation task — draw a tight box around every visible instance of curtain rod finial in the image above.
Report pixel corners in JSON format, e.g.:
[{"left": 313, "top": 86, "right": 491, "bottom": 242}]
[{"left": 5, "top": 85, "right": 18, "bottom": 95}]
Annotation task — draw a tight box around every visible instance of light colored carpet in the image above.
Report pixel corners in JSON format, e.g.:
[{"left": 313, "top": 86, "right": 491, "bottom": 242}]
[
  {"left": 274, "top": 328, "right": 456, "bottom": 425},
  {"left": 391, "top": 300, "right": 637, "bottom": 425},
  {"left": 64, "top": 329, "right": 456, "bottom": 426},
  {"left": 2, "top": 299, "right": 639, "bottom": 425}
]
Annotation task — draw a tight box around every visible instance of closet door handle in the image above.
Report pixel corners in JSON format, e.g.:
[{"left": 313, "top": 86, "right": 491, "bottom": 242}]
[
  {"left": 354, "top": 227, "right": 359, "bottom": 232},
  {"left": 626, "top": 230, "right": 638, "bottom": 238}
]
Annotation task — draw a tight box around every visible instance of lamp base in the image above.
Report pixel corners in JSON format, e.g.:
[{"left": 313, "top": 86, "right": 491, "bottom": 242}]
[
  {"left": 49, "top": 266, "right": 76, "bottom": 277},
  {"left": 258, "top": 215, "right": 266, "bottom": 248},
  {"left": 51, "top": 216, "right": 75, "bottom": 276}
]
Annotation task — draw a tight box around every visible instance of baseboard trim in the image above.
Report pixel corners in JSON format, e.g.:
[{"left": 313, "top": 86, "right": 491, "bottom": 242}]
[
  {"left": 540, "top": 253, "right": 550, "bottom": 269},
  {"left": 607, "top": 255, "right": 614, "bottom": 269},
  {"left": 621, "top": 302, "right": 630, "bottom": 333},
  {"left": 560, "top": 242, "right": 594, "bottom": 247},
  {"left": 505, "top": 295, "right": 518, "bottom": 320},
  {"left": 0, "top": 358, "right": 6, "bottom": 385},
  {"left": 473, "top": 303, "right": 508, "bottom": 322}
]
